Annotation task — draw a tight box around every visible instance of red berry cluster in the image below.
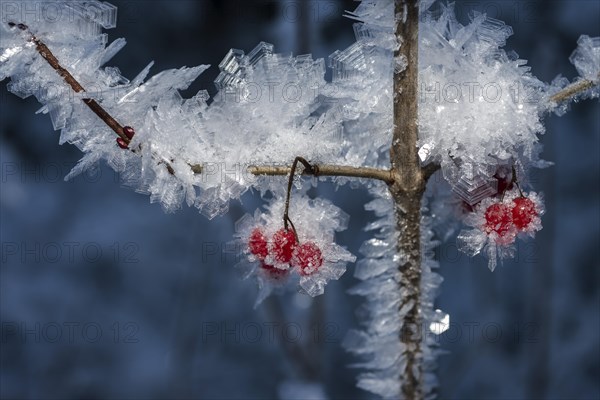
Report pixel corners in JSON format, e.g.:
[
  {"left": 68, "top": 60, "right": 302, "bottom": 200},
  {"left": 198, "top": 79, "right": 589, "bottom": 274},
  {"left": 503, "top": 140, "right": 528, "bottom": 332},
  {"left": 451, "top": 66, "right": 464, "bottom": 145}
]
[
  {"left": 248, "top": 227, "right": 323, "bottom": 278},
  {"left": 483, "top": 195, "right": 539, "bottom": 242}
]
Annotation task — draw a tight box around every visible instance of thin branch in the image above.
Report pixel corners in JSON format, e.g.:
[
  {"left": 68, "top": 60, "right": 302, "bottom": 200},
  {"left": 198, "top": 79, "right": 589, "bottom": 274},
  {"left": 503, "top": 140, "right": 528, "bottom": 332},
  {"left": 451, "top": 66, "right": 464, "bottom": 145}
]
[
  {"left": 248, "top": 164, "right": 394, "bottom": 183},
  {"left": 549, "top": 73, "right": 600, "bottom": 104},
  {"left": 11, "top": 22, "right": 399, "bottom": 187},
  {"left": 6, "top": 21, "right": 188, "bottom": 177},
  {"left": 9, "top": 22, "right": 132, "bottom": 144},
  {"left": 11, "top": 21, "right": 397, "bottom": 185}
]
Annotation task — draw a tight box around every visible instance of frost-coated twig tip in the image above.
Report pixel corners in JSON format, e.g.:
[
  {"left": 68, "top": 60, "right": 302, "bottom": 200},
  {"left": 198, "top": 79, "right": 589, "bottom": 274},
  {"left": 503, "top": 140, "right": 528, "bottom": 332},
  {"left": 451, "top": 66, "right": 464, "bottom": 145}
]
[{"left": 549, "top": 73, "right": 600, "bottom": 105}]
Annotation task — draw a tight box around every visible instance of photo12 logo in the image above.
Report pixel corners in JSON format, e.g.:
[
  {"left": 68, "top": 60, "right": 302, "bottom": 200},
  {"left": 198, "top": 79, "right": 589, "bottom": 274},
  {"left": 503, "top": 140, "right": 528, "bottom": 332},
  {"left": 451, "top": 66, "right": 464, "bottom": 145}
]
[
  {"left": 1, "top": 241, "right": 140, "bottom": 264},
  {"left": 1, "top": 321, "right": 140, "bottom": 344},
  {"left": 1, "top": 1, "right": 117, "bottom": 27}
]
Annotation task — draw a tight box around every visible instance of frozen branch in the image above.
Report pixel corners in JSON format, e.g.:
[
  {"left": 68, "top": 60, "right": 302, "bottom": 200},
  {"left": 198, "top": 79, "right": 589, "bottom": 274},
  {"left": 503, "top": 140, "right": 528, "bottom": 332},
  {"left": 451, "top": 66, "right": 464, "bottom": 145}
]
[
  {"left": 390, "top": 1, "right": 425, "bottom": 399},
  {"left": 549, "top": 73, "right": 600, "bottom": 104},
  {"left": 248, "top": 163, "right": 394, "bottom": 183},
  {"left": 10, "top": 20, "right": 419, "bottom": 188},
  {"left": 9, "top": 22, "right": 132, "bottom": 144}
]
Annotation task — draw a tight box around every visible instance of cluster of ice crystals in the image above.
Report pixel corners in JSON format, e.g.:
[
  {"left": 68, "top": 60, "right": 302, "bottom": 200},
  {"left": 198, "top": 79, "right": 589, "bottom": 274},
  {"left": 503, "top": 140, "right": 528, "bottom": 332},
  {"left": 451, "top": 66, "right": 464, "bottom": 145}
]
[
  {"left": 418, "top": 203, "right": 446, "bottom": 397},
  {"left": 344, "top": 185, "right": 444, "bottom": 399},
  {"left": 570, "top": 35, "right": 600, "bottom": 82},
  {"left": 344, "top": 186, "right": 402, "bottom": 398},
  {"left": 547, "top": 35, "right": 600, "bottom": 116},
  {"left": 233, "top": 187, "right": 355, "bottom": 306},
  {"left": 417, "top": 4, "right": 553, "bottom": 204},
  {"left": 324, "top": 0, "right": 397, "bottom": 169},
  {"left": 3, "top": 0, "right": 583, "bottom": 218},
  {"left": 442, "top": 157, "right": 498, "bottom": 205},
  {"left": 0, "top": 0, "right": 592, "bottom": 220},
  {"left": 1, "top": 1, "right": 360, "bottom": 217}
]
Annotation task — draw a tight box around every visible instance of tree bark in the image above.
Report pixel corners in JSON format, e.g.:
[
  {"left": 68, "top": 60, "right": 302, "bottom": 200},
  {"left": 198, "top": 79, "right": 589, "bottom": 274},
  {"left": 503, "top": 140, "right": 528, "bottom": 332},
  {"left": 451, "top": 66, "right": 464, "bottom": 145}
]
[{"left": 389, "top": 1, "right": 425, "bottom": 399}]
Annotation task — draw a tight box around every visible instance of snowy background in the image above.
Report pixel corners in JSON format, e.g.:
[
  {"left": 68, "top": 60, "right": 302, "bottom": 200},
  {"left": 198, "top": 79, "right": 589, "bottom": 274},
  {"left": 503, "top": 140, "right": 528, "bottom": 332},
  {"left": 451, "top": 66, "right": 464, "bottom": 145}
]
[{"left": 1, "top": 0, "right": 598, "bottom": 399}]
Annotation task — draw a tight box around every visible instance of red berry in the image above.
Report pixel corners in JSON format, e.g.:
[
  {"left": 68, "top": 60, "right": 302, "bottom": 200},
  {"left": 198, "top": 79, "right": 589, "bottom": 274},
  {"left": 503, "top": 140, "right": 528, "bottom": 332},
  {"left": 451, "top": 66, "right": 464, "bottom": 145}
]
[
  {"left": 292, "top": 242, "right": 323, "bottom": 276},
  {"left": 271, "top": 228, "right": 297, "bottom": 263},
  {"left": 260, "top": 263, "right": 288, "bottom": 279},
  {"left": 512, "top": 197, "right": 538, "bottom": 230},
  {"left": 484, "top": 203, "right": 512, "bottom": 237},
  {"left": 248, "top": 228, "right": 269, "bottom": 260}
]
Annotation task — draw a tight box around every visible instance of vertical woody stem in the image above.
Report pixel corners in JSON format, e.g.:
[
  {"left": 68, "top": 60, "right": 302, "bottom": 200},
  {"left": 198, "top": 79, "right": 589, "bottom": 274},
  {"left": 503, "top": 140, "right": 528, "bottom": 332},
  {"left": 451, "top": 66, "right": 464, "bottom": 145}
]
[{"left": 390, "top": 1, "right": 425, "bottom": 399}]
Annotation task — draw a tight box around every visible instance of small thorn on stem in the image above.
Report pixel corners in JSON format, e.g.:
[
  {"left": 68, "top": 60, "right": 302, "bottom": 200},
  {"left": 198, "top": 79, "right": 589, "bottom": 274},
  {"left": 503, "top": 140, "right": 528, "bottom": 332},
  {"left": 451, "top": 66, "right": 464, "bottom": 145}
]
[
  {"left": 123, "top": 126, "right": 135, "bottom": 140},
  {"left": 117, "top": 126, "right": 135, "bottom": 150},
  {"left": 116, "top": 138, "right": 129, "bottom": 149},
  {"left": 116, "top": 126, "right": 136, "bottom": 149}
]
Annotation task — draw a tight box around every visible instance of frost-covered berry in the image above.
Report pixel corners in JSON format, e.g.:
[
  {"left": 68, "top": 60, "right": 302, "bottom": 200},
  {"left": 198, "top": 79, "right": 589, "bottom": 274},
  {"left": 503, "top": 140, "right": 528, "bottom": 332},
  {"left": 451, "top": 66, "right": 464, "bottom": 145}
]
[
  {"left": 512, "top": 197, "right": 538, "bottom": 230},
  {"left": 484, "top": 203, "right": 512, "bottom": 237},
  {"left": 270, "top": 228, "right": 297, "bottom": 263},
  {"left": 260, "top": 263, "right": 288, "bottom": 279},
  {"left": 248, "top": 228, "right": 269, "bottom": 260},
  {"left": 292, "top": 242, "right": 323, "bottom": 276}
]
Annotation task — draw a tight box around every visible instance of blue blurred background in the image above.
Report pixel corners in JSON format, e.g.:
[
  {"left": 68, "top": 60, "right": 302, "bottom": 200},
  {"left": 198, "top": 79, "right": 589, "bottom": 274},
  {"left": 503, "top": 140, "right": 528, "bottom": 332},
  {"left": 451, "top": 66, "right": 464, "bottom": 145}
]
[{"left": 1, "top": 1, "right": 598, "bottom": 399}]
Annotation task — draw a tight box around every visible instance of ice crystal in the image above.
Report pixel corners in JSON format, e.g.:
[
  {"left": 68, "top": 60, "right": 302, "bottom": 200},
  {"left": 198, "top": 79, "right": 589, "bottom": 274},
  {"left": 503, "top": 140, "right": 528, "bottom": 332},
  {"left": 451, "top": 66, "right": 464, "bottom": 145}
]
[
  {"left": 570, "top": 35, "right": 600, "bottom": 82},
  {"left": 345, "top": 185, "right": 444, "bottom": 399}
]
